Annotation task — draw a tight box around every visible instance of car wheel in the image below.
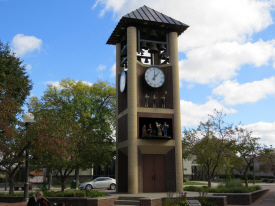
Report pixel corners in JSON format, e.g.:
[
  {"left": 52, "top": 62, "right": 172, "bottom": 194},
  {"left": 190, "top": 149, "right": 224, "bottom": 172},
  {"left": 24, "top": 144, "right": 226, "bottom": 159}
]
[
  {"left": 110, "top": 183, "right": 116, "bottom": 190},
  {"left": 85, "top": 184, "right": 93, "bottom": 190}
]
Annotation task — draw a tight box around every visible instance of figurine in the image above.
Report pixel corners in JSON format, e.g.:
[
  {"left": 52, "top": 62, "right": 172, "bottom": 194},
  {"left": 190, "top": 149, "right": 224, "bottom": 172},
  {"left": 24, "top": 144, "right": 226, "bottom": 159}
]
[
  {"left": 153, "top": 95, "right": 158, "bottom": 108},
  {"left": 145, "top": 94, "right": 149, "bottom": 107},
  {"left": 142, "top": 124, "right": 148, "bottom": 137},
  {"left": 147, "top": 124, "right": 152, "bottom": 136},
  {"left": 162, "top": 121, "right": 169, "bottom": 136},
  {"left": 156, "top": 122, "right": 162, "bottom": 136},
  {"left": 160, "top": 91, "right": 167, "bottom": 108}
]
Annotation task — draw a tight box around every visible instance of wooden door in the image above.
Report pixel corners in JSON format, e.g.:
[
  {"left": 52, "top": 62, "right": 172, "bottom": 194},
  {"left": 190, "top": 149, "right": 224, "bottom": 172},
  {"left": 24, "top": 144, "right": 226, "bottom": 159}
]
[
  {"left": 143, "top": 154, "right": 165, "bottom": 192},
  {"left": 143, "top": 155, "right": 154, "bottom": 192},
  {"left": 154, "top": 155, "right": 165, "bottom": 192}
]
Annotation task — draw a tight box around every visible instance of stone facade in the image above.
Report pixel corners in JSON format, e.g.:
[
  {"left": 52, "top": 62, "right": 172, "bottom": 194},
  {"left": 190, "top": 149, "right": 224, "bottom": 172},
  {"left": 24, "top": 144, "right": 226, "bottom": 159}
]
[
  {"left": 165, "top": 148, "right": 176, "bottom": 192},
  {"left": 117, "top": 114, "right": 128, "bottom": 143},
  {"left": 117, "top": 150, "right": 128, "bottom": 192},
  {"left": 213, "top": 189, "right": 269, "bottom": 205}
]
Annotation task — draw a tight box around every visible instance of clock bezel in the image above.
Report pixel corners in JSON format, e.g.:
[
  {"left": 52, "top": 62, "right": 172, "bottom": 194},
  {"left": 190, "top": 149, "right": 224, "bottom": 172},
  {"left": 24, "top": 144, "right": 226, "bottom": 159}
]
[
  {"left": 120, "top": 71, "right": 126, "bottom": 93},
  {"left": 144, "top": 66, "right": 165, "bottom": 88}
]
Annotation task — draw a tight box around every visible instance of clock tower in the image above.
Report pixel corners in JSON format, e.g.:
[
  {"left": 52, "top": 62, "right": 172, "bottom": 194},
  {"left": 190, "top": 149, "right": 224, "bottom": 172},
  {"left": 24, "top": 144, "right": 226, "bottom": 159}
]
[{"left": 107, "top": 5, "right": 189, "bottom": 194}]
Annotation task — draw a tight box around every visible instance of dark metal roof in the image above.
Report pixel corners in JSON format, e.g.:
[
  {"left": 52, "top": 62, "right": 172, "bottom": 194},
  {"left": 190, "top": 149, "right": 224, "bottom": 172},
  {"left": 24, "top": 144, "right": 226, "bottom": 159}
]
[{"left": 106, "top": 5, "right": 189, "bottom": 45}]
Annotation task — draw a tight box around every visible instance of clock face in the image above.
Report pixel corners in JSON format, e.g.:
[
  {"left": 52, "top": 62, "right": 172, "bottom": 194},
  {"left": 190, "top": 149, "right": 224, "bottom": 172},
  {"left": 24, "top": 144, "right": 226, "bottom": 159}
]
[
  {"left": 120, "top": 71, "right": 126, "bottom": 92},
  {"left": 144, "top": 67, "right": 165, "bottom": 88}
]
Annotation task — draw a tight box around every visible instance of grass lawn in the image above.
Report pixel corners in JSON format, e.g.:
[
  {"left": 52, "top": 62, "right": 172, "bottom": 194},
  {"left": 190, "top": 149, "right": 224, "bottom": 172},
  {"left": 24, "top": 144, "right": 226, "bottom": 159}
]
[{"left": 184, "top": 182, "right": 207, "bottom": 185}]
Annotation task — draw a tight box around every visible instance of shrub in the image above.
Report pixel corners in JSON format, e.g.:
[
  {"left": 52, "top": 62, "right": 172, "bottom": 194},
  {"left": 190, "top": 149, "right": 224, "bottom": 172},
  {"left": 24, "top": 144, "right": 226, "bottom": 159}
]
[
  {"left": 164, "top": 193, "right": 187, "bottom": 206},
  {"left": 184, "top": 184, "right": 262, "bottom": 193},
  {"left": 234, "top": 174, "right": 240, "bottom": 178},
  {"left": 184, "top": 178, "right": 188, "bottom": 182},
  {"left": 0, "top": 190, "right": 104, "bottom": 198},
  {"left": 247, "top": 174, "right": 253, "bottom": 180},
  {"left": 224, "top": 179, "right": 242, "bottom": 188}
]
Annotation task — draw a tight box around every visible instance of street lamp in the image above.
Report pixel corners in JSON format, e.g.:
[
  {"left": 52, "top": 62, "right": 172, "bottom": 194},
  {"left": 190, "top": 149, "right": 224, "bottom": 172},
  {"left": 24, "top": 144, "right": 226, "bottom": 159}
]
[{"left": 22, "top": 112, "right": 34, "bottom": 202}]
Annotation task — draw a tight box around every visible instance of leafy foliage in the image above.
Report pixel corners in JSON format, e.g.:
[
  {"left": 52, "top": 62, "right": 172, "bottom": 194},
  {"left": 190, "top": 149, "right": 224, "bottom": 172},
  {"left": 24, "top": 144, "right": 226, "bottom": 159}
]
[
  {"left": 257, "top": 150, "right": 275, "bottom": 177},
  {"left": 0, "top": 40, "right": 33, "bottom": 194},
  {"left": 27, "top": 78, "right": 116, "bottom": 191},
  {"left": 0, "top": 189, "right": 105, "bottom": 198},
  {"left": 183, "top": 110, "right": 237, "bottom": 187},
  {"left": 235, "top": 127, "right": 266, "bottom": 187}
]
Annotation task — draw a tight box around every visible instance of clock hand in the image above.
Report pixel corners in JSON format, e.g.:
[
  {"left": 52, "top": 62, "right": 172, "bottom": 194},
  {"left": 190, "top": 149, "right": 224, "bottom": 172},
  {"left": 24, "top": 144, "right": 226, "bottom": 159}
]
[{"left": 152, "top": 70, "right": 156, "bottom": 80}]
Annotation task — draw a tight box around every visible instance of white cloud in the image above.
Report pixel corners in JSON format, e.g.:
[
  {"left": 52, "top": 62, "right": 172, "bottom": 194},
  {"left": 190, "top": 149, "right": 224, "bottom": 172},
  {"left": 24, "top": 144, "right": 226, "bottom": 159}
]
[
  {"left": 180, "top": 99, "right": 237, "bottom": 127},
  {"left": 110, "top": 63, "right": 116, "bottom": 77},
  {"left": 93, "top": 0, "right": 274, "bottom": 51},
  {"left": 45, "top": 81, "right": 61, "bottom": 88},
  {"left": 179, "top": 40, "right": 275, "bottom": 84},
  {"left": 44, "top": 80, "right": 93, "bottom": 88},
  {"left": 81, "top": 81, "right": 93, "bottom": 86},
  {"left": 241, "top": 122, "right": 275, "bottom": 146},
  {"left": 212, "top": 77, "right": 275, "bottom": 105},
  {"left": 97, "top": 64, "right": 107, "bottom": 71},
  {"left": 25, "top": 64, "right": 32, "bottom": 70},
  {"left": 12, "top": 34, "right": 42, "bottom": 57}
]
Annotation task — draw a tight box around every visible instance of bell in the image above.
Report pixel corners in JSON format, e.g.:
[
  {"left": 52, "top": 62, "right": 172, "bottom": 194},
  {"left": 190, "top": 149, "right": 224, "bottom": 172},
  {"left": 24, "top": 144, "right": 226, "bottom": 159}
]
[
  {"left": 145, "top": 58, "right": 149, "bottom": 64},
  {"left": 149, "top": 29, "right": 158, "bottom": 38},
  {"left": 121, "top": 35, "right": 127, "bottom": 43},
  {"left": 141, "top": 28, "right": 147, "bottom": 34},
  {"left": 148, "top": 43, "right": 159, "bottom": 53},
  {"left": 160, "top": 30, "right": 166, "bottom": 36},
  {"left": 160, "top": 52, "right": 168, "bottom": 60},
  {"left": 158, "top": 44, "right": 166, "bottom": 51},
  {"left": 140, "top": 41, "right": 148, "bottom": 50}
]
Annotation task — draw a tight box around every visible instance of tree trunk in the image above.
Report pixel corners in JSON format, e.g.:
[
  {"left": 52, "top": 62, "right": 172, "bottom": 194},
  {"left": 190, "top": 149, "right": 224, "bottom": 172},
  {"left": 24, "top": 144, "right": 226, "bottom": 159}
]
[
  {"left": 74, "top": 167, "right": 80, "bottom": 184},
  {"left": 61, "top": 180, "right": 66, "bottom": 192},
  {"left": 244, "top": 171, "right": 248, "bottom": 187},
  {"left": 5, "top": 173, "right": 8, "bottom": 191},
  {"left": 208, "top": 178, "right": 211, "bottom": 187},
  {"left": 48, "top": 170, "right": 52, "bottom": 190},
  {"left": 8, "top": 177, "right": 14, "bottom": 194}
]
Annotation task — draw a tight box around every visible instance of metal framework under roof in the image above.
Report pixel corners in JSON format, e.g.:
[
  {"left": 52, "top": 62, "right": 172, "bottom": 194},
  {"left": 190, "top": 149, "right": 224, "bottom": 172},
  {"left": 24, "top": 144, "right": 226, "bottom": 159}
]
[{"left": 106, "top": 5, "right": 189, "bottom": 45}]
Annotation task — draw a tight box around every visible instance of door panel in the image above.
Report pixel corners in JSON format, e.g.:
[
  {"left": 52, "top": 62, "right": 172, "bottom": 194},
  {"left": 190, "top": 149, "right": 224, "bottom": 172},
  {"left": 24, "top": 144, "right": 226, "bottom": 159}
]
[
  {"left": 143, "top": 155, "right": 154, "bottom": 193},
  {"left": 143, "top": 154, "right": 166, "bottom": 192},
  {"left": 154, "top": 155, "right": 165, "bottom": 192}
]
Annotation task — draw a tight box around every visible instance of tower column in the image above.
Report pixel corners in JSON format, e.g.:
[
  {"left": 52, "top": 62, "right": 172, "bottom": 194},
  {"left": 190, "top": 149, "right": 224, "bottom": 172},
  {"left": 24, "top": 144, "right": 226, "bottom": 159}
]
[
  {"left": 115, "top": 43, "right": 123, "bottom": 190},
  {"left": 169, "top": 31, "right": 183, "bottom": 192},
  {"left": 127, "top": 26, "right": 138, "bottom": 194}
]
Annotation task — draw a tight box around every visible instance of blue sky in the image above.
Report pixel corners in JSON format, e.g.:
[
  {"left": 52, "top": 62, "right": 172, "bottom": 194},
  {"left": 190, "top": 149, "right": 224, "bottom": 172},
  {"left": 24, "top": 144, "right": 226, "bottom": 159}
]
[{"left": 1, "top": 0, "right": 275, "bottom": 145}]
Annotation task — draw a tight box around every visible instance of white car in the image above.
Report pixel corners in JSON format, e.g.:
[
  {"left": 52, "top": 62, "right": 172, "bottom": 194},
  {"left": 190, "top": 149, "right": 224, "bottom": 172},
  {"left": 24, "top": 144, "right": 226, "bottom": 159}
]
[{"left": 79, "top": 177, "right": 116, "bottom": 190}]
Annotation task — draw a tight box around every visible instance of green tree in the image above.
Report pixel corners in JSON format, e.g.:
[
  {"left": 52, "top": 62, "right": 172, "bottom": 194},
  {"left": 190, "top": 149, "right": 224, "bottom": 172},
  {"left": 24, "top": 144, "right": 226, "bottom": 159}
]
[
  {"left": 183, "top": 110, "right": 237, "bottom": 187},
  {"left": 236, "top": 128, "right": 265, "bottom": 186},
  {"left": 28, "top": 78, "right": 116, "bottom": 191},
  {"left": 0, "top": 41, "right": 33, "bottom": 194},
  {"left": 257, "top": 149, "right": 275, "bottom": 177}
]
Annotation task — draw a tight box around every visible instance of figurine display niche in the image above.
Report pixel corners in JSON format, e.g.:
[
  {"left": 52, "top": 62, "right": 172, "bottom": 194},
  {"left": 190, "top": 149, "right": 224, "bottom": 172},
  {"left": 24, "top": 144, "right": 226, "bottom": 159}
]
[
  {"left": 143, "top": 92, "right": 168, "bottom": 108},
  {"left": 140, "top": 118, "right": 172, "bottom": 139}
]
